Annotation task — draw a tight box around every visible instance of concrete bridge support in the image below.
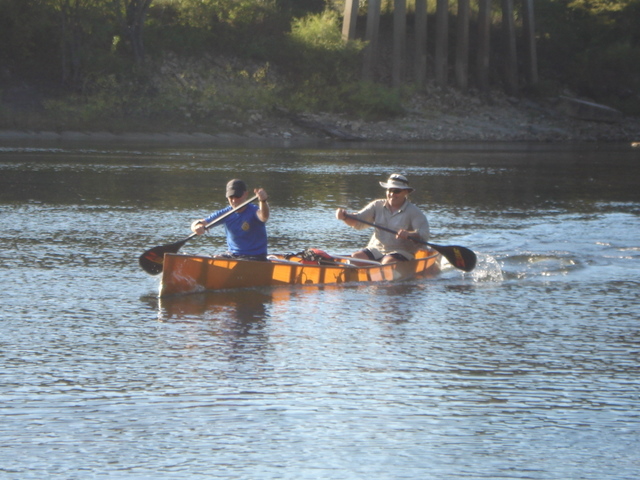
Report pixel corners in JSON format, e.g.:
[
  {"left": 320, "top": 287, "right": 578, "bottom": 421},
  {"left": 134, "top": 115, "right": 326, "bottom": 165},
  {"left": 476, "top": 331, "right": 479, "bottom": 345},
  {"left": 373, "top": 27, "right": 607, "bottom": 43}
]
[{"left": 343, "top": 0, "right": 538, "bottom": 94}]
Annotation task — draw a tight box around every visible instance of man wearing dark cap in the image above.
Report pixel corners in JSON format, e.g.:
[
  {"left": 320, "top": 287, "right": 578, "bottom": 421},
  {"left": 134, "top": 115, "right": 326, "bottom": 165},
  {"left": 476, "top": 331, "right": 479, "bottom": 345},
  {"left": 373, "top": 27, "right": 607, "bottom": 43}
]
[
  {"left": 190, "top": 179, "right": 270, "bottom": 260},
  {"left": 335, "top": 173, "right": 429, "bottom": 265}
]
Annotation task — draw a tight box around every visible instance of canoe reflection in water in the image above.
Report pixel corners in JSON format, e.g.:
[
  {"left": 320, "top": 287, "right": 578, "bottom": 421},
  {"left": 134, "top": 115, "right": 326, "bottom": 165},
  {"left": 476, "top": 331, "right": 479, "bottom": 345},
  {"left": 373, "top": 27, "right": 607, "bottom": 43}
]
[{"left": 152, "top": 290, "right": 275, "bottom": 359}]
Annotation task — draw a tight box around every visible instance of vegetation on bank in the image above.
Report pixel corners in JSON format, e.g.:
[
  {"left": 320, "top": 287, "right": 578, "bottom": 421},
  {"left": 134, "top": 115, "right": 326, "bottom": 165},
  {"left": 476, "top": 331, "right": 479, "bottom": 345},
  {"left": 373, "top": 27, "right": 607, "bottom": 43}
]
[{"left": 1, "top": 0, "right": 639, "bottom": 133}]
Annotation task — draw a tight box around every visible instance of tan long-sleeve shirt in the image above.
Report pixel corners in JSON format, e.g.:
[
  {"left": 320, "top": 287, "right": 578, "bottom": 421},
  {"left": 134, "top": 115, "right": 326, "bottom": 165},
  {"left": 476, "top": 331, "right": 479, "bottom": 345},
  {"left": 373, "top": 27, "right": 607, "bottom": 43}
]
[{"left": 351, "top": 199, "right": 430, "bottom": 258}]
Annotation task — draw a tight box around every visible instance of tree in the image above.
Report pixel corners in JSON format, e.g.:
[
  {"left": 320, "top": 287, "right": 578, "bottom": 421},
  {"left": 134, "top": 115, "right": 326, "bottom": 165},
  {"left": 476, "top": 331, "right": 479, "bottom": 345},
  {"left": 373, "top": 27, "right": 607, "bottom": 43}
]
[{"left": 113, "top": 0, "right": 153, "bottom": 64}]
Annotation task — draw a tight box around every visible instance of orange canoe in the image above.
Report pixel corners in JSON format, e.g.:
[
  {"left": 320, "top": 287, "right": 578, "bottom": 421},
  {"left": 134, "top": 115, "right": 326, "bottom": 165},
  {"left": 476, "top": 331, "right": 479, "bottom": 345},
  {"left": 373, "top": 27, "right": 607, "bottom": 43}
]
[{"left": 159, "top": 249, "right": 441, "bottom": 297}]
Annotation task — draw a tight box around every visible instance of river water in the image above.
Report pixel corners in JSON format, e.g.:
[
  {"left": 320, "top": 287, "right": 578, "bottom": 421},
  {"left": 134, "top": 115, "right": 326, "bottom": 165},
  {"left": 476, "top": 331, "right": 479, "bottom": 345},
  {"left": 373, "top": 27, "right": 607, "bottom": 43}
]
[{"left": 1, "top": 141, "right": 639, "bottom": 479}]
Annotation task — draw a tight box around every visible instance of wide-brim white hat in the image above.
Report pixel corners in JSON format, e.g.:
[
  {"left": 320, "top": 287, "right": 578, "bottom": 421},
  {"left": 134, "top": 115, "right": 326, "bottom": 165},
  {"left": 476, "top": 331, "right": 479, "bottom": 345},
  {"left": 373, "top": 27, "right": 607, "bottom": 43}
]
[{"left": 379, "top": 173, "right": 414, "bottom": 191}]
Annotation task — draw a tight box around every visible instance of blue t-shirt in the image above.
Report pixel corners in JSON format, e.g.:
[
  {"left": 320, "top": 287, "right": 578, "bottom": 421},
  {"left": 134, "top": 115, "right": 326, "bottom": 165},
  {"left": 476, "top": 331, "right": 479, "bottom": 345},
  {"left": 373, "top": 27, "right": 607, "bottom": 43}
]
[{"left": 204, "top": 203, "right": 267, "bottom": 256}]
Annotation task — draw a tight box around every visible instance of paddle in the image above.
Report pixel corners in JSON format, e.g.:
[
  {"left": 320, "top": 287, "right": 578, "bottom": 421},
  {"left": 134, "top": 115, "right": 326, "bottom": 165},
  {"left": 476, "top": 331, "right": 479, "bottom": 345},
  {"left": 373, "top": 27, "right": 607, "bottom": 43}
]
[
  {"left": 343, "top": 213, "right": 477, "bottom": 272},
  {"left": 139, "top": 194, "right": 259, "bottom": 275}
]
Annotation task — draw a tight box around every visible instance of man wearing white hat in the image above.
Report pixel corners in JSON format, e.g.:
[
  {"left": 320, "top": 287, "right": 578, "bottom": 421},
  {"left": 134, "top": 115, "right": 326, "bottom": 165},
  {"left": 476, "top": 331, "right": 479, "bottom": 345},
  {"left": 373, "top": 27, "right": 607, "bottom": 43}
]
[{"left": 335, "top": 173, "right": 430, "bottom": 265}]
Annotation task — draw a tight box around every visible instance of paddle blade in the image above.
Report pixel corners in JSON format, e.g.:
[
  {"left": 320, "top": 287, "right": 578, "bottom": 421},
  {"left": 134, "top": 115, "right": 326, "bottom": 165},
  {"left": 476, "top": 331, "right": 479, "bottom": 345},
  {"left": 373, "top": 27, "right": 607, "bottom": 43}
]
[
  {"left": 139, "top": 238, "right": 189, "bottom": 275},
  {"left": 430, "top": 244, "right": 477, "bottom": 272}
]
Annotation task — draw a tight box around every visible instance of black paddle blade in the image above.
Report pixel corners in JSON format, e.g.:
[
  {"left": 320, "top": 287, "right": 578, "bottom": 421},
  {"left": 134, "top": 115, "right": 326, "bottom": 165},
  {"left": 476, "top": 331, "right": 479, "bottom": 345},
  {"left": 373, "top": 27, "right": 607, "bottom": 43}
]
[
  {"left": 139, "top": 238, "right": 189, "bottom": 275},
  {"left": 431, "top": 244, "right": 477, "bottom": 272}
]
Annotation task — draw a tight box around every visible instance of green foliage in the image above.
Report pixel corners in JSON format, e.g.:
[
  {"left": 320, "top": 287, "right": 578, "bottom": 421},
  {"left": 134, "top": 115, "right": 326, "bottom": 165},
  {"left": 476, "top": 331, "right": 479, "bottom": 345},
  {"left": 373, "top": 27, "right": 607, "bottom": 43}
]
[
  {"left": 568, "top": 42, "right": 640, "bottom": 113},
  {"left": 40, "top": 73, "right": 162, "bottom": 131},
  {"left": 567, "top": 0, "right": 636, "bottom": 14},
  {"left": 534, "top": 0, "right": 640, "bottom": 113},
  {"left": 283, "top": 10, "right": 363, "bottom": 84},
  {"left": 0, "top": 0, "right": 60, "bottom": 83},
  {"left": 341, "top": 82, "right": 405, "bottom": 118},
  {"left": 287, "top": 78, "right": 404, "bottom": 119},
  {"left": 29, "top": 58, "right": 283, "bottom": 132},
  {"left": 158, "top": 0, "right": 291, "bottom": 58},
  {"left": 290, "top": 10, "right": 344, "bottom": 50},
  {"left": 175, "top": 0, "right": 278, "bottom": 28}
]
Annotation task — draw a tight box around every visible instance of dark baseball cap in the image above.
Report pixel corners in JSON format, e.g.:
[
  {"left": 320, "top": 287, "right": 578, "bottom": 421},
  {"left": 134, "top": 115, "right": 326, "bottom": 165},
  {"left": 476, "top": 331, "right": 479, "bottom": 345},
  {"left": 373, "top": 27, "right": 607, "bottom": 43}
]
[{"left": 226, "top": 179, "right": 247, "bottom": 197}]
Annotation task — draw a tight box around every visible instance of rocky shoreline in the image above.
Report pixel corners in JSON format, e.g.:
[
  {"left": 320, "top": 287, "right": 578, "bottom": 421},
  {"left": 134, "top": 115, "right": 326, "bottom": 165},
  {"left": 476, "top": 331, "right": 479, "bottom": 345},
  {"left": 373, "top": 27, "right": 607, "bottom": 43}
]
[{"left": 2, "top": 90, "right": 639, "bottom": 148}]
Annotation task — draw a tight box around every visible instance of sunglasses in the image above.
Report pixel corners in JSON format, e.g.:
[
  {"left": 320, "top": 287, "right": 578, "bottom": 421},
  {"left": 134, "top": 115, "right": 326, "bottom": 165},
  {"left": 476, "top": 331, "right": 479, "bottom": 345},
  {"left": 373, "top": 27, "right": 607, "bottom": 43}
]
[
  {"left": 387, "top": 189, "right": 406, "bottom": 194},
  {"left": 228, "top": 194, "right": 243, "bottom": 199}
]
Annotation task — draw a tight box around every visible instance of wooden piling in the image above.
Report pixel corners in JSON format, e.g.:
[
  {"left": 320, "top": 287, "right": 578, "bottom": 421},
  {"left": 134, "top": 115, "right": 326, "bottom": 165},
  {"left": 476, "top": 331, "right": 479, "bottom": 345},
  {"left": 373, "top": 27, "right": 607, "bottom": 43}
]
[
  {"left": 362, "top": 0, "right": 382, "bottom": 82},
  {"left": 414, "top": 0, "right": 428, "bottom": 87},
  {"left": 342, "top": 0, "right": 359, "bottom": 42}
]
